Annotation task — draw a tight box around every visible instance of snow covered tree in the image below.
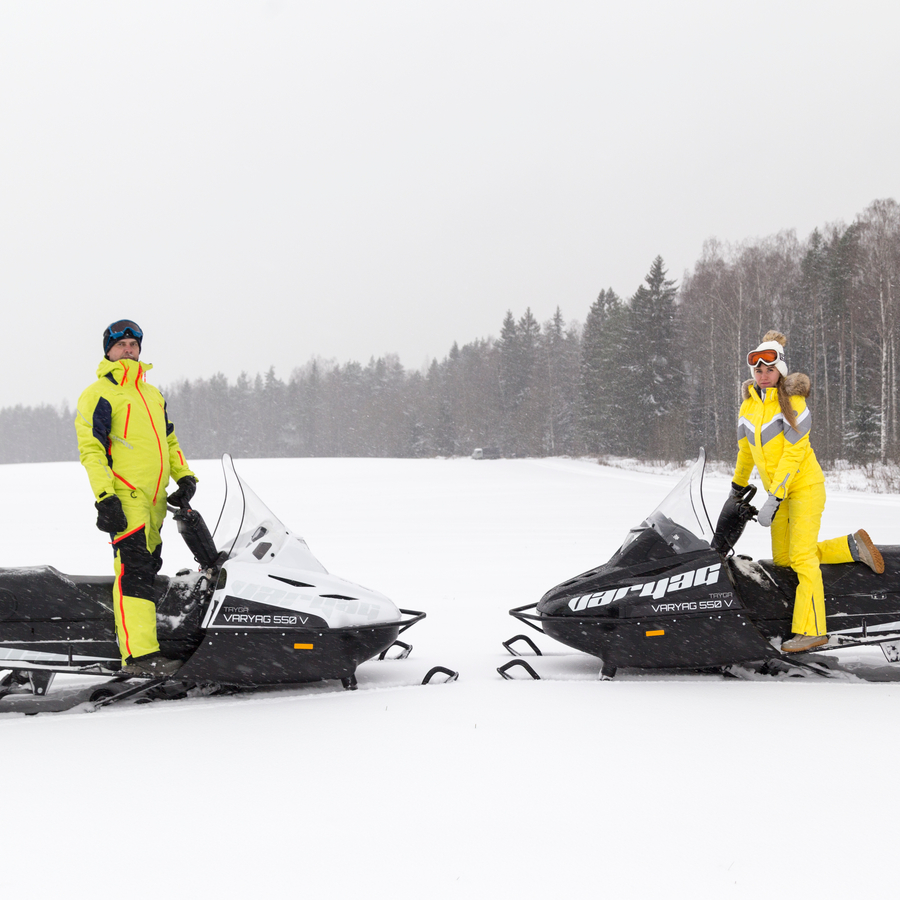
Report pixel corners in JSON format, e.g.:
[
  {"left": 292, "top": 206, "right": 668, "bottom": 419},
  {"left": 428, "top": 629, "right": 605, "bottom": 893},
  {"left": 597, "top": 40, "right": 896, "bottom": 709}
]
[
  {"left": 623, "top": 257, "right": 680, "bottom": 458},
  {"left": 541, "top": 307, "right": 581, "bottom": 455},
  {"left": 857, "top": 199, "right": 900, "bottom": 462},
  {"left": 580, "top": 288, "right": 627, "bottom": 455}
]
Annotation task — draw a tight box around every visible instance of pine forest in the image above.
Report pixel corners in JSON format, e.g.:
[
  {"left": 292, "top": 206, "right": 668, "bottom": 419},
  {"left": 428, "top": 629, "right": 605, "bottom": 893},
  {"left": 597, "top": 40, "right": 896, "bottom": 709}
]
[{"left": 4, "top": 198, "right": 899, "bottom": 470}]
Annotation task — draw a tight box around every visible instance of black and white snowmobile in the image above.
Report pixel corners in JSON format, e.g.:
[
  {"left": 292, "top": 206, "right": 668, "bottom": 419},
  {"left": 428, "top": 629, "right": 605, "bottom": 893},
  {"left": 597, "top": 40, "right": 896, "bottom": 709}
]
[
  {"left": 0, "top": 455, "right": 451, "bottom": 712},
  {"left": 501, "top": 449, "right": 900, "bottom": 681}
]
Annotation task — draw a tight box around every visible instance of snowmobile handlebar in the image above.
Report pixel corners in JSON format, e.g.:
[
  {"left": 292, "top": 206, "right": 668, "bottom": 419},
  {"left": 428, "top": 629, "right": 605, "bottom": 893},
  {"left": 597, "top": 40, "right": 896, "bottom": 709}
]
[
  {"left": 711, "top": 483, "right": 758, "bottom": 557},
  {"left": 171, "top": 503, "right": 223, "bottom": 570}
]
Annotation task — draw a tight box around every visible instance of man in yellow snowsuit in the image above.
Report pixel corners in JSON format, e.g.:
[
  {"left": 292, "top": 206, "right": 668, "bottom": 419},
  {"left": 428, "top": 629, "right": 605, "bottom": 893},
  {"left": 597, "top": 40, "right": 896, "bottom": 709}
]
[
  {"left": 75, "top": 320, "right": 197, "bottom": 676},
  {"left": 732, "top": 331, "right": 883, "bottom": 652}
]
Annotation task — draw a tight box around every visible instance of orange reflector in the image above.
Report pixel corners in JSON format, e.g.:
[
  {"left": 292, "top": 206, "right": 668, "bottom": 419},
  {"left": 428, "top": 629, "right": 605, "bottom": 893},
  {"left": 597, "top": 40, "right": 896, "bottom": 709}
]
[
  {"left": 294, "top": 643, "right": 314, "bottom": 650},
  {"left": 645, "top": 629, "right": 665, "bottom": 637}
]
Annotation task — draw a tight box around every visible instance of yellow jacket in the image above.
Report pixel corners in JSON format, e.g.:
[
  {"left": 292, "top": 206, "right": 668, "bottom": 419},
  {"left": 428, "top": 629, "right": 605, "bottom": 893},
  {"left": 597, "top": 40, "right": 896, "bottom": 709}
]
[
  {"left": 732, "top": 373, "right": 823, "bottom": 498},
  {"left": 75, "top": 358, "right": 195, "bottom": 506}
]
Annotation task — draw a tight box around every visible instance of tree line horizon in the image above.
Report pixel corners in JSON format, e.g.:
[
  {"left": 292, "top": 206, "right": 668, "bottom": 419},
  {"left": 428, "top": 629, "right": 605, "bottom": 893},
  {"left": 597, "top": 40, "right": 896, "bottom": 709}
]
[{"left": 4, "top": 197, "right": 899, "bottom": 468}]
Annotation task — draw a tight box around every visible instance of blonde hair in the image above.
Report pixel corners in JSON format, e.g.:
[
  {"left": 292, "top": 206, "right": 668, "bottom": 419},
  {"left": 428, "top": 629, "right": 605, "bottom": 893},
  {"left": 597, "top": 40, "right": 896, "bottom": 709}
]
[{"left": 760, "top": 330, "right": 798, "bottom": 432}]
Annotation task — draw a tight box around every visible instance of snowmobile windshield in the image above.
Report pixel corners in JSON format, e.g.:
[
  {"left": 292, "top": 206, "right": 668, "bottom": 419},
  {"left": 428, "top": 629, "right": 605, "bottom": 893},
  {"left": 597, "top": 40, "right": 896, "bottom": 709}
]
[
  {"left": 613, "top": 450, "right": 715, "bottom": 564},
  {"left": 210, "top": 454, "right": 293, "bottom": 563}
]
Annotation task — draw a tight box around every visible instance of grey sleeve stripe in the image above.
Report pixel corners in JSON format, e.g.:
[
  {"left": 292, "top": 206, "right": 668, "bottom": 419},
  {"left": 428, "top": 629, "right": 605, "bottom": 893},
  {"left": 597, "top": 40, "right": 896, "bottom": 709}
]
[
  {"left": 784, "top": 408, "right": 811, "bottom": 444},
  {"left": 737, "top": 416, "right": 755, "bottom": 445}
]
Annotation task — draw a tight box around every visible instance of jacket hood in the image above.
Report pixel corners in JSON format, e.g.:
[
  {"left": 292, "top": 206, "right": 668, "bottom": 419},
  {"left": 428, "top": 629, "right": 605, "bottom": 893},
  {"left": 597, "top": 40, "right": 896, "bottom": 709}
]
[{"left": 741, "top": 372, "right": 810, "bottom": 402}]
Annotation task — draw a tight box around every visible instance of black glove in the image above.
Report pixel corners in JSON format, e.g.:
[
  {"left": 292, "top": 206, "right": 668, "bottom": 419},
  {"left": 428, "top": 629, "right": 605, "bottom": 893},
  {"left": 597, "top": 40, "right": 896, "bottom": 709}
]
[
  {"left": 168, "top": 476, "right": 197, "bottom": 508},
  {"left": 730, "top": 481, "right": 745, "bottom": 497},
  {"left": 95, "top": 494, "right": 128, "bottom": 534},
  {"left": 758, "top": 493, "right": 782, "bottom": 527}
]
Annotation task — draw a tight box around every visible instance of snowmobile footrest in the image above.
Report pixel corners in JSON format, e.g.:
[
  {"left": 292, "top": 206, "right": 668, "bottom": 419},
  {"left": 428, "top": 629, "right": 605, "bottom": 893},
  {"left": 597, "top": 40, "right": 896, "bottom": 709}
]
[{"left": 90, "top": 676, "right": 168, "bottom": 710}]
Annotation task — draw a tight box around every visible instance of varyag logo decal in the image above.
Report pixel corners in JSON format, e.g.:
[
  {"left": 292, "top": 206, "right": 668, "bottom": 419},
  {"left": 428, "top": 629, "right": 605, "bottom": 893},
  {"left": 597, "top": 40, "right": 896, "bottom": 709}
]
[{"left": 567, "top": 563, "right": 723, "bottom": 612}]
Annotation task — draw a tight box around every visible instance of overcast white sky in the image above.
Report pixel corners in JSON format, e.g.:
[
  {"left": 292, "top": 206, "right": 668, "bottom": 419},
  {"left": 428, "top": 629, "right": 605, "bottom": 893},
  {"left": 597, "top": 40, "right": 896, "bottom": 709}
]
[{"left": 2, "top": 0, "right": 898, "bottom": 410}]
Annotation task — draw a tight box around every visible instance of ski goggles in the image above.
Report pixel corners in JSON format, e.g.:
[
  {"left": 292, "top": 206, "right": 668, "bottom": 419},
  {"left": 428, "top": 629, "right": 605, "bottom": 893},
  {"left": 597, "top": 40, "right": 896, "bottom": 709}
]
[
  {"left": 106, "top": 319, "right": 143, "bottom": 343},
  {"left": 747, "top": 348, "right": 780, "bottom": 368}
]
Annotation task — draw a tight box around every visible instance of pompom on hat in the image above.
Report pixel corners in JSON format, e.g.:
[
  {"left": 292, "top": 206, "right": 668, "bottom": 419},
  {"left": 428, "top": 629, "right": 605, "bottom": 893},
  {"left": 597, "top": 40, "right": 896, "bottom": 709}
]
[{"left": 747, "top": 330, "right": 788, "bottom": 378}]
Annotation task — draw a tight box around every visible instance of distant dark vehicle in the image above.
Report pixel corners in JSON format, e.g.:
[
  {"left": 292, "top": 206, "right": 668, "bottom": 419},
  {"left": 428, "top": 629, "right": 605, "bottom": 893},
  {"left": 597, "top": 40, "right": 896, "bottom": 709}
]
[{"left": 471, "top": 447, "right": 501, "bottom": 460}]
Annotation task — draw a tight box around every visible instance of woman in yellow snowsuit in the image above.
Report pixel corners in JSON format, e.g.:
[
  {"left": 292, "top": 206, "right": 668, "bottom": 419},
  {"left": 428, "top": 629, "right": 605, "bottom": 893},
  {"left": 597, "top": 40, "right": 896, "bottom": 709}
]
[
  {"left": 731, "top": 331, "right": 883, "bottom": 652},
  {"left": 75, "top": 320, "right": 197, "bottom": 676}
]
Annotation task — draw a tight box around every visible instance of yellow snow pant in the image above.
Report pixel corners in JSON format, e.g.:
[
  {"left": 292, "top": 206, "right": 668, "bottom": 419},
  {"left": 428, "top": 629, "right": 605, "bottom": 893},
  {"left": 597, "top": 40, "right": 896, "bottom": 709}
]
[
  {"left": 110, "top": 493, "right": 166, "bottom": 662},
  {"left": 770, "top": 481, "right": 853, "bottom": 636}
]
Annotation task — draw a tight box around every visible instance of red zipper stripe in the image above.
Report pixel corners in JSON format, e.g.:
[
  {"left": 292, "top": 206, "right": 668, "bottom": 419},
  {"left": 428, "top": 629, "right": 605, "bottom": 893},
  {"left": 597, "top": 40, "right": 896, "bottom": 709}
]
[
  {"left": 113, "top": 524, "right": 144, "bottom": 544},
  {"left": 113, "top": 471, "right": 137, "bottom": 491},
  {"left": 135, "top": 367, "right": 165, "bottom": 504},
  {"left": 123, "top": 404, "right": 131, "bottom": 439},
  {"left": 116, "top": 562, "right": 133, "bottom": 658}
]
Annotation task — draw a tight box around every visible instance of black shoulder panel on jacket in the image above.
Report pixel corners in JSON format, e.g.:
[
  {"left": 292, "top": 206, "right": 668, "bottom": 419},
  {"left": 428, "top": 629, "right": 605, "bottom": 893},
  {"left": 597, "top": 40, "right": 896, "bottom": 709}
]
[{"left": 92, "top": 397, "right": 114, "bottom": 467}]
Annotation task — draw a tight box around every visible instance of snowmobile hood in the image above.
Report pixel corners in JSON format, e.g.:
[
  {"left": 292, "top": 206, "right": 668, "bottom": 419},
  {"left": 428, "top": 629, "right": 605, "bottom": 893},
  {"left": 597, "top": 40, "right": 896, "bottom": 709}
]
[{"left": 537, "top": 451, "right": 717, "bottom": 617}]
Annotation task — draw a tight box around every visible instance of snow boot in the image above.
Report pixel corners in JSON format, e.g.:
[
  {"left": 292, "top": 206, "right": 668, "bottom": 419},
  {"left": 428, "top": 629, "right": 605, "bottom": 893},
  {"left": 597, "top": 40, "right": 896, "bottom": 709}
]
[
  {"left": 121, "top": 653, "right": 183, "bottom": 677},
  {"left": 782, "top": 633, "right": 828, "bottom": 653},
  {"left": 852, "top": 530, "right": 885, "bottom": 574}
]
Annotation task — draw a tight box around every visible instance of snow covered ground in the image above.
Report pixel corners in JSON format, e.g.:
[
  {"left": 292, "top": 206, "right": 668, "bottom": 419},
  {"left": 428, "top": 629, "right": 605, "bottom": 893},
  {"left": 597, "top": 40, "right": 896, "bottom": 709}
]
[{"left": 2, "top": 455, "right": 899, "bottom": 899}]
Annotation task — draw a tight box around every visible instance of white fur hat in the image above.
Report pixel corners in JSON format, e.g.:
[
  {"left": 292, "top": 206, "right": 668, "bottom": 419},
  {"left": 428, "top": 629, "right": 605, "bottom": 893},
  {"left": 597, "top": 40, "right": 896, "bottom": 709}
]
[{"left": 747, "top": 339, "right": 788, "bottom": 377}]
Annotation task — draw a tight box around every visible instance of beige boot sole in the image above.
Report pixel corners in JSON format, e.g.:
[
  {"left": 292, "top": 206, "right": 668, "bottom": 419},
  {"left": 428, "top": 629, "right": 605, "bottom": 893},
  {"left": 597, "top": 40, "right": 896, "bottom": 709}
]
[
  {"left": 855, "top": 529, "right": 885, "bottom": 574},
  {"left": 782, "top": 633, "right": 828, "bottom": 652}
]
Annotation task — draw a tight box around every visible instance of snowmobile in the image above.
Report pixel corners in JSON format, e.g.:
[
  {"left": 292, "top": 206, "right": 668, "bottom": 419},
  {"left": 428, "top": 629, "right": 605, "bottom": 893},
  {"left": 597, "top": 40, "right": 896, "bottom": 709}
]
[
  {"left": 0, "top": 455, "right": 452, "bottom": 712},
  {"left": 501, "top": 448, "right": 900, "bottom": 681}
]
